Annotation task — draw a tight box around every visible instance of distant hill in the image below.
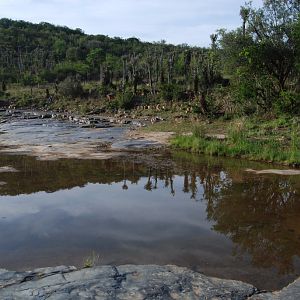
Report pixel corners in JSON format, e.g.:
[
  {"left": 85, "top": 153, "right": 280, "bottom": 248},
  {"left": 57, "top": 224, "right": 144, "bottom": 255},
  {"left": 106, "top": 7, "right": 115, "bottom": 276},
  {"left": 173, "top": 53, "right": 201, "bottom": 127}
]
[{"left": 0, "top": 18, "right": 201, "bottom": 85}]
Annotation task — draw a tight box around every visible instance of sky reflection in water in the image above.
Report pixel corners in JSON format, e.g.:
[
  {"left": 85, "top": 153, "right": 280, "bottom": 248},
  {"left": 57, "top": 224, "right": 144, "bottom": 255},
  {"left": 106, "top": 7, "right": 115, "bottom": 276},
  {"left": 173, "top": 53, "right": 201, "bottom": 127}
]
[{"left": 0, "top": 154, "right": 299, "bottom": 291}]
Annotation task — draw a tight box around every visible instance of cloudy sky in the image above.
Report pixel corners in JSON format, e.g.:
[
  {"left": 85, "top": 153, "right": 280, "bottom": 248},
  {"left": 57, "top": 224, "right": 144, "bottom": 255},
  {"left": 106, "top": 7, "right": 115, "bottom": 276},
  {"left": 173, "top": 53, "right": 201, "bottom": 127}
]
[{"left": 0, "top": 0, "right": 263, "bottom": 46}]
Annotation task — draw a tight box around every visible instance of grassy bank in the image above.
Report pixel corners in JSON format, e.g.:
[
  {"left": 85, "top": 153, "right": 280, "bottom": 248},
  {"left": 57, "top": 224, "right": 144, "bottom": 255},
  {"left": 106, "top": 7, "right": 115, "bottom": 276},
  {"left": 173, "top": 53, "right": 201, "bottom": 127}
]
[
  {"left": 2, "top": 83, "right": 300, "bottom": 166},
  {"left": 171, "top": 117, "right": 300, "bottom": 166}
]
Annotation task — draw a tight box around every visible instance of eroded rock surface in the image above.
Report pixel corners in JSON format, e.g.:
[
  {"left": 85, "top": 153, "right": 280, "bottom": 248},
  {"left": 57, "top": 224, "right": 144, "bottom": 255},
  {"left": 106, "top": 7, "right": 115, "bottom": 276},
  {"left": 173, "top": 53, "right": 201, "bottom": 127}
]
[
  {"left": 249, "top": 277, "right": 300, "bottom": 300},
  {"left": 0, "top": 265, "right": 257, "bottom": 299},
  {"left": 0, "top": 112, "right": 167, "bottom": 160}
]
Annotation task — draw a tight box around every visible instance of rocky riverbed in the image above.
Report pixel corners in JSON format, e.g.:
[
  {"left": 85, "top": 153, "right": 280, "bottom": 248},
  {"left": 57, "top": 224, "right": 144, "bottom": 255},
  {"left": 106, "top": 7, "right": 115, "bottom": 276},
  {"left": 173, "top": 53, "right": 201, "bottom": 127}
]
[
  {"left": 0, "top": 265, "right": 299, "bottom": 300},
  {"left": 0, "top": 109, "right": 170, "bottom": 160}
]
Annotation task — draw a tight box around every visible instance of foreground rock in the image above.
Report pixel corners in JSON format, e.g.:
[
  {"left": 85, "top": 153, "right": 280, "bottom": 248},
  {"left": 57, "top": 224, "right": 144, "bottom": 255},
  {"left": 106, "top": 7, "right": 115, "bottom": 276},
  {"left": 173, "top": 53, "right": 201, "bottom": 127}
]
[
  {"left": 0, "top": 265, "right": 257, "bottom": 299},
  {"left": 249, "top": 277, "right": 300, "bottom": 300}
]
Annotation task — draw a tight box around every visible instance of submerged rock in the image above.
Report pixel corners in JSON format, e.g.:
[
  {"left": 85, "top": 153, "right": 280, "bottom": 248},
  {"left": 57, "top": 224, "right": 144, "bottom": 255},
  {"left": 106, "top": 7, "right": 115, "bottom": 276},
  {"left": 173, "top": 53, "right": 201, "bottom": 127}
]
[
  {"left": 0, "top": 265, "right": 257, "bottom": 299},
  {"left": 245, "top": 169, "right": 300, "bottom": 176}
]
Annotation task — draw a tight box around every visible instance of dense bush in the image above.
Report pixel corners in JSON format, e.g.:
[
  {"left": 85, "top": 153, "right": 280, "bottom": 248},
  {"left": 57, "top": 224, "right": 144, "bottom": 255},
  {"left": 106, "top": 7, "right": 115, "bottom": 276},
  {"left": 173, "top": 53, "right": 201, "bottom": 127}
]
[
  {"left": 58, "top": 77, "right": 84, "bottom": 98},
  {"left": 275, "top": 91, "right": 300, "bottom": 114},
  {"left": 116, "top": 90, "right": 135, "bottom": 110}
]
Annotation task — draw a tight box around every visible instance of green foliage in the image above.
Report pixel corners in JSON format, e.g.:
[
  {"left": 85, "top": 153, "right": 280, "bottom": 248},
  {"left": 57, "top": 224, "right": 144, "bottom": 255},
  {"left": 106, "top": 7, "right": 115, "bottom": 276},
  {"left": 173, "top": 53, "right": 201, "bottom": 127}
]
[
  {"left": 83, "top": 251, "right": 101, "bottom": 268},
  {"left": 160, "top": 84, "right": 174, "bottom": 101},
  {"left": 172, "top": 117, "right": 300, "bottom": 165},
  {"left": 275, "top": 91, "right": 300, "bottom": 114},
  {"left": 16, "top": 94, "right": 34, "bottom": 108},
  {"left": 40, "top": 70, "right": 57, "bottom": 83},
  {"left": 193, "top": 125, "right": 206, "bottom": 138},
  {"left": 86, "top": 48, "right": 105, "bottom": 67},
  {"left": 21, "top": 73, "right": 38, "bottom": 86},
  {"left": 160, "top": 83, "right": 181, "bottom": 101},
  {"left": 1, "top": 81, "right": 6, "bottom": 92},
  {"left": 192, "top": 105, "right": 202, "bottom": 114},
  {"left": 293, "top": 16, "right": 300, "bottom": 72},
  {"left": 116, "top": 90, "right": 135, "bottom": 110},
  {"left": 58, "top": 77, "right": 84, "bottom": 98},
  {"left": 54, "top": 62, "right": 89, "bottom": 81},
  {"left": 218, "top": 0, "right": 299, "bottom": 115},
  {"left": 53, "top": 39, "right": 67, "bottom": 60}
]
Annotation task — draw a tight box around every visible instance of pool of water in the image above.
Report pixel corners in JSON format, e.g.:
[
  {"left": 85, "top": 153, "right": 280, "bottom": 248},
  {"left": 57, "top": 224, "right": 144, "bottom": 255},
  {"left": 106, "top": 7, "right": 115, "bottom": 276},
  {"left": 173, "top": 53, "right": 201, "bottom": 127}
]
[{"left": 0, "top": 152, "right": 299, "bottom": 290}]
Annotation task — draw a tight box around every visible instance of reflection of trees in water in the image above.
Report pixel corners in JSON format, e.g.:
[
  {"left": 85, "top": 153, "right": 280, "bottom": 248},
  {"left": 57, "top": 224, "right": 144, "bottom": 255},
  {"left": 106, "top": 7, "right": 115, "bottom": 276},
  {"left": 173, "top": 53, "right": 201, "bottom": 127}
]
[
  {"left": 1, "top": 154, "right": 300, "bottom": 274},
  {"left": 144, "top": 168, "right": 153, "bottom": 191},
  {"left": 205, "top": 174, "right": 300, "bottom": 275},
  {"left": 141, "top": 164, "right": 300, "bottom": 274},
  {"left": 143, "top": 168, "right": 175, "bottom": 195}
]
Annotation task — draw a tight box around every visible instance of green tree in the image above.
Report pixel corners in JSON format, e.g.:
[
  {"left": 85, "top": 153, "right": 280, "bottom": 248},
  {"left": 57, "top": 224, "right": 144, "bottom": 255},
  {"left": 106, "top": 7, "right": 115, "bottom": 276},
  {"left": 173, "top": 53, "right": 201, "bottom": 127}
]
[
  {"left": 53, "top": 39, "right": 67, "bottom": 60},
  {"left": 219, "top": 0, "right": 299, "bottom": 113}
]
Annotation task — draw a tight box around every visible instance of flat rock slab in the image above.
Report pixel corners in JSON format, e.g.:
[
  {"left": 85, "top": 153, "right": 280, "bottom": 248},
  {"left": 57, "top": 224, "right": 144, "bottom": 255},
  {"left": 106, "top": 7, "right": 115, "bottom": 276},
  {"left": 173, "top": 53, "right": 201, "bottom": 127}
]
[{"left": 0, "top": 265, "right": 257, "bottom": 300}]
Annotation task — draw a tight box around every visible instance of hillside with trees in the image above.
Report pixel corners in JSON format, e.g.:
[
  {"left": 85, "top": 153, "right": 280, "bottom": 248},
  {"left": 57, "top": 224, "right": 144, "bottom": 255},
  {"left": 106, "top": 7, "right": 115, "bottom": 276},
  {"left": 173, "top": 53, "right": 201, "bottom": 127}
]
[{"left": 0, "top": 0, "right": 299, "bottom": 116}]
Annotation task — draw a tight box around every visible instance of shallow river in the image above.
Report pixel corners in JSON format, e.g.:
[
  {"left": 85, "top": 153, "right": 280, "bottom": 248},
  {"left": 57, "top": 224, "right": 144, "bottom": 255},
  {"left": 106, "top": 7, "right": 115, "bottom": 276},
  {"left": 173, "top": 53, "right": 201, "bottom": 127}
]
[{"left": 0, "top": 115, "right": 299, "bottom": 291}]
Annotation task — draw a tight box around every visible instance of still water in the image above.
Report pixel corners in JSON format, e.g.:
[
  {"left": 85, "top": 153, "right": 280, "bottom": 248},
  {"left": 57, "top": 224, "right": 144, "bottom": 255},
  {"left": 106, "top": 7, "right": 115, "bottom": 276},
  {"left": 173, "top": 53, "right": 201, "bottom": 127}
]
[{"left": 0, "top": 152, "right": 299, "bottom": 290}]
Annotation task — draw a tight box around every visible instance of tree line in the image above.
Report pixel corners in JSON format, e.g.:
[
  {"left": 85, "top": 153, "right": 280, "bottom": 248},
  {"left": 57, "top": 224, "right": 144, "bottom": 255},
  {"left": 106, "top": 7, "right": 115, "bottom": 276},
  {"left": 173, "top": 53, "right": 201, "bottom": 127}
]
[{"left": 0, "top": 0, "right": 299, "bottom": 115}]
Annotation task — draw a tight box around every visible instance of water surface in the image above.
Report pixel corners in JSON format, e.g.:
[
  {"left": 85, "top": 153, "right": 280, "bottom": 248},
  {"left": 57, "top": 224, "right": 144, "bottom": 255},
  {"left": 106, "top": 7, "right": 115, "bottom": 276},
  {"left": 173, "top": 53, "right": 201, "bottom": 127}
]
[{"left": 0, "top": 153, "right": 299, "bottom": 291}]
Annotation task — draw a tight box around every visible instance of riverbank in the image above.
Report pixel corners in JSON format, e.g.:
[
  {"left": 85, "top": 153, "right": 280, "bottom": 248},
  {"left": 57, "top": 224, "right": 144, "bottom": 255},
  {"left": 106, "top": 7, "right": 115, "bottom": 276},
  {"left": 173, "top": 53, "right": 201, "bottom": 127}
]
[
  {"left": 0, "top": 109, "right": 171, "bottom": 160},
  {"left": 0, "top": 264, "right": 299, "bottom": 299},
  {"left": 140, "top": 116, "right": 300, "bottom": 166},
  {"left": 0, "top": 107, "right": 299, "bottom": 166}
]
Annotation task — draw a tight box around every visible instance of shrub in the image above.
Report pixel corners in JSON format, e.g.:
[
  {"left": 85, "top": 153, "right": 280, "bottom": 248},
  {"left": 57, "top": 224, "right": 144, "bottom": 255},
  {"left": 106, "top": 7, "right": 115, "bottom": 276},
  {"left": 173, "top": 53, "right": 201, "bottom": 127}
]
[
  {"left": 275, "top": 91, "right": 300, "bottom": 115},
  {"left": 159, "top": 83, "right": 181, "bottom": 102},
  {"left": 117, "top": 90, "right": 135, "bottom": 110},
  {"left": 58, "top": 77, "right": 84, "bottom": 98},
  {"left": 193, "top": 125, "right": 206, "bottom": 138}
]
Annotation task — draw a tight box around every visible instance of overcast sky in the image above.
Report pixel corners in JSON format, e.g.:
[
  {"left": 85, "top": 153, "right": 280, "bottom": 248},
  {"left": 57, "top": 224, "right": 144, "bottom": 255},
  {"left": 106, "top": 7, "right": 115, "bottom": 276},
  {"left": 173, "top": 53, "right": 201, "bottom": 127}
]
[{"left": 0, "top": 0, "right": 263, "bottom": 46}]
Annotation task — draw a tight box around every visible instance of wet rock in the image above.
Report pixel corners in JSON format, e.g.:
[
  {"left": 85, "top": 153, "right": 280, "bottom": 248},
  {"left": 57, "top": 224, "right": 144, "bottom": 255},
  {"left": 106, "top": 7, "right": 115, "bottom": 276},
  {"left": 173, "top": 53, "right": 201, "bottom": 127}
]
[
  {"left": 0, "top": 166, "right": 19, "bottom": 173},
  {"left": 0, "top": 265, "right": 256, "bottom": 300},
  {"left": 121, "top": 119, "right": 132, "bottom": 125},
  {"left": 150, "top": 116, "right": 164, "bottom": 124},
  {"left": 94, "top": 124, "right": 113, "bottom": 129},
  {"left": 131, "top": 120, "right": 146, "bottom": 127},
  {"left": 4, "top": 112, "right": 12, "bottom": 117},
  {"left": 23, "top": 114, "right": 39, "bottom": 120},
  {"left": 0, "top": 266, "right": 76, "bottom": 289},
  {"left": 249, "top": 277, "right": 300, "bottom": 299},
  {"left": 41, "top": 114, "right": 52, "bottom": 119}
]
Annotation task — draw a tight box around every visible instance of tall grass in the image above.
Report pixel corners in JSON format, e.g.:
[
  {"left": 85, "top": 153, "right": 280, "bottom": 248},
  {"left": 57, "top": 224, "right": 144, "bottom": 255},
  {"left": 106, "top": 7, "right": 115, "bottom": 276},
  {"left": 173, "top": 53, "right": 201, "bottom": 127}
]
[{"left": 171, "top": 123, "right": 300, "bottom": 165}]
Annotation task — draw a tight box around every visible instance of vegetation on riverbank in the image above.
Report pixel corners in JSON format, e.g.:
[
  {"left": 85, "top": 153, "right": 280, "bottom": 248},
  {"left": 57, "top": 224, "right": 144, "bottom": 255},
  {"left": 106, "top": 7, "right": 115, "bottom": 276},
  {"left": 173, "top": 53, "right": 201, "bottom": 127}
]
[
  {"left": 0, "top": 1, "right": 299, "bottom": 165},
  {"left": 171, "top": 117, "right": 300, "bottom": 165}
]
